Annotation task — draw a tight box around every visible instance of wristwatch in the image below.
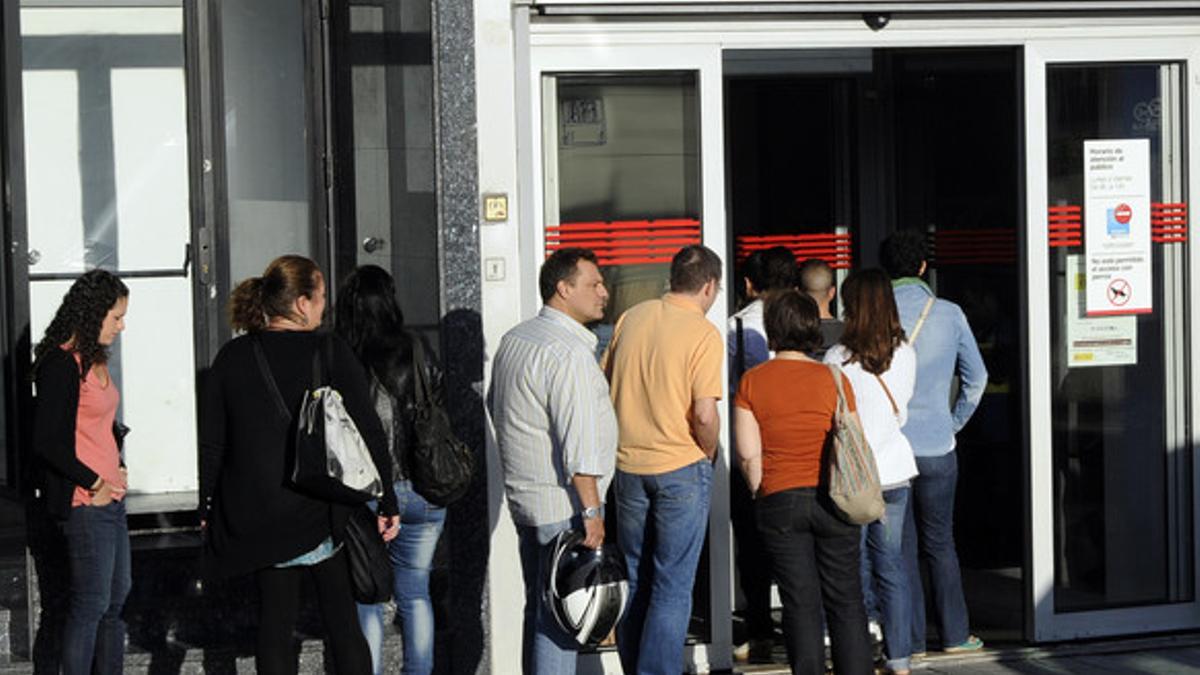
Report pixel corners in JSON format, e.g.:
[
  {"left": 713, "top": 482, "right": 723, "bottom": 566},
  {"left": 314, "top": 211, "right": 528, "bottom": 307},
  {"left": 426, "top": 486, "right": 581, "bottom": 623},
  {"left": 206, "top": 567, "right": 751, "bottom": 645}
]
[{"left": 581, "top": 506, "right": 601, "bottom": 520}]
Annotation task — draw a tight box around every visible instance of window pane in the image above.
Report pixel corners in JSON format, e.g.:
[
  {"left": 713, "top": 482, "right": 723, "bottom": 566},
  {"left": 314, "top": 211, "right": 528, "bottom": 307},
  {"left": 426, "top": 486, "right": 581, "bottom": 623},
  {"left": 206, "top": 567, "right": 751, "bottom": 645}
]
[
  {"left": 220, "top": 0, "right": 312, "bottom": 282},
  {"left": 552, "top": 73, "right": 701, "bottom": 356},
  {"left": 1046, "top": 62, "right": 1193, "bottom": 611},
  {"left": 20, "top": 2, "right": 198, "bottom": 494}
]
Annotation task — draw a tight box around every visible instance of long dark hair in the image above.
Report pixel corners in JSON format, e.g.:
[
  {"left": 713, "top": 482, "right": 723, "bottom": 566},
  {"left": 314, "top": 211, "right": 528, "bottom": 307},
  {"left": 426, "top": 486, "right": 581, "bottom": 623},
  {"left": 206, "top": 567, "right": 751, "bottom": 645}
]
[
  {"left": 839, "top": 268, "right": 905, "bottom": 375},
  {"left": 229, "top": 255, "right": 322, "bottom": 332},
  {"left": 33, "top": 269, "right": 129, "bottom": 379},
  {"left": 334, "top": 265, "right": 413, "bottom": 401}
]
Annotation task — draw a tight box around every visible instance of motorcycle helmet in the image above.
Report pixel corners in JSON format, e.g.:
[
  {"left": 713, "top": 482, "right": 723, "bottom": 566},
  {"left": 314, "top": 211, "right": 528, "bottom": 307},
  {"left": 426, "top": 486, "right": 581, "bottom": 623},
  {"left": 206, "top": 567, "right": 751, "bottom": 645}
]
[{"left": 544, "top": 528, "right": 629, "bottom": 647}]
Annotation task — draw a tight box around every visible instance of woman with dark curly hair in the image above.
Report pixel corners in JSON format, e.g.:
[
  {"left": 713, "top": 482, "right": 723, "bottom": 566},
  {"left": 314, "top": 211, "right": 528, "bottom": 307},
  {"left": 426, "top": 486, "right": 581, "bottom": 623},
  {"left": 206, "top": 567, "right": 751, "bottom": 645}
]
[
  {"left": 335, "top": 265, "right": 447, "bottom": 675},
  {"left": 200, "top": 255, "right": 399, "bottom": 675},
  {"left": 32, "top": 269, "right": 131, "bottom": 675}
]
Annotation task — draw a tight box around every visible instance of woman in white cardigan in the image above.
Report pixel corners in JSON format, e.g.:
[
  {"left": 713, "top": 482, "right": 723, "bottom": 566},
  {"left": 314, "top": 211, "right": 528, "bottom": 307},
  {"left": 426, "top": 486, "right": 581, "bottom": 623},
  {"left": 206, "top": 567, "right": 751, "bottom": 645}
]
[{"left": 824, "top": 268, "right": 917, "bottom": 675}]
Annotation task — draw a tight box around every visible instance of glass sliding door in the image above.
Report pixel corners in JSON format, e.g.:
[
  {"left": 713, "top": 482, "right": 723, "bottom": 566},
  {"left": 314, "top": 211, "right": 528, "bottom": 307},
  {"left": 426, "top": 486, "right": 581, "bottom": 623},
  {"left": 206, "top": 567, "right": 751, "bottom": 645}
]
[
  {"left": 328, "top": 0, "right": 440, "bottom": 332},
  {"left": 1026, "top": 39, "right": 1200, "bottom": 640}
]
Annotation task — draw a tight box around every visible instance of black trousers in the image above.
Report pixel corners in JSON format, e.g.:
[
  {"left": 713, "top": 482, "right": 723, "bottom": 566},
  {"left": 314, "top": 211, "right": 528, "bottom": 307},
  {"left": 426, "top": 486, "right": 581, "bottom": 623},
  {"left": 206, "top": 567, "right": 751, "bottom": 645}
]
[
  {"left": 757, "top": 488, "right": 873, "bottom": 675},
  {"left": 255, "top": 549, "right": 371, "bottom": 675}
]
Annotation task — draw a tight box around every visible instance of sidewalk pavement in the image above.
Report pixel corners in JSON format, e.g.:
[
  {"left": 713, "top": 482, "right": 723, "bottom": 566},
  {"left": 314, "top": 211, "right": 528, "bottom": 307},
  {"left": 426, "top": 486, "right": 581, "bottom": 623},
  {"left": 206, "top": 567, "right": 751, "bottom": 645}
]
[{"left": 737, "top": 633, "right": 1200, "bottom": 674}]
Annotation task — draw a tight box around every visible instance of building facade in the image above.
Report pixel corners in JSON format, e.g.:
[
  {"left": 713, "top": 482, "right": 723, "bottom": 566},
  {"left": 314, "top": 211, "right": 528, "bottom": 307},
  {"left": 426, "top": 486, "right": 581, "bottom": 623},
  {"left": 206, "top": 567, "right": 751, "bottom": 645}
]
[
  {"left": 476, "top": 0, "right": 1200, "bottom": 672},
  {"left": 0, "top": 0, "right": 1198, "bottom": 673}
]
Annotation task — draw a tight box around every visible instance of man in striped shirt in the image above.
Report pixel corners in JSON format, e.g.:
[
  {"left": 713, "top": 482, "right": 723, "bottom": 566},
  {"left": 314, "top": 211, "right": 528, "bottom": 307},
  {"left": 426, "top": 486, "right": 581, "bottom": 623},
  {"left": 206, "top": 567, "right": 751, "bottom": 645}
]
[{"left": 488, "top": 247, "right": 618, "bottom": 675}]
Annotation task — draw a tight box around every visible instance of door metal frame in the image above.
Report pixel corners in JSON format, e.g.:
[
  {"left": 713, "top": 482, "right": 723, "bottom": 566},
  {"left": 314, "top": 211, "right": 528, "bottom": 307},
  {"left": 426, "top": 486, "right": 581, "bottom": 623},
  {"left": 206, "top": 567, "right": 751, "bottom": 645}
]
[
  {"left": 1024, "top": 36, "right": 1200, "bottom": 641},
  {"left": 3, "top": 0, "right": 31, "bottom": 499},
  {"left": 184, "top": 0, "right": 223, "bottom": 367}
]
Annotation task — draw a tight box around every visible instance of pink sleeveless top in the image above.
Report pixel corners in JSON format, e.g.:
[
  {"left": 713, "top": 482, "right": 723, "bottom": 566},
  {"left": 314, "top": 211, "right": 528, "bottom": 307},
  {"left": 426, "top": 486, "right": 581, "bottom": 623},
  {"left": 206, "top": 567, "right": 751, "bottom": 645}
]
[{"left": 70, "top": 352, "right": 122, "bottom": 507}]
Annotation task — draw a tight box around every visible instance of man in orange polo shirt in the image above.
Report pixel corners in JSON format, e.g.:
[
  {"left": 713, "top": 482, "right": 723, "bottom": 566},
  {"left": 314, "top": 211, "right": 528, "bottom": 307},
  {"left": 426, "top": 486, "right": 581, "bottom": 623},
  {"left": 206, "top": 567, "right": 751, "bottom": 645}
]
[{"left": 602, "top": 245, "right": 724, "bottom": 675}]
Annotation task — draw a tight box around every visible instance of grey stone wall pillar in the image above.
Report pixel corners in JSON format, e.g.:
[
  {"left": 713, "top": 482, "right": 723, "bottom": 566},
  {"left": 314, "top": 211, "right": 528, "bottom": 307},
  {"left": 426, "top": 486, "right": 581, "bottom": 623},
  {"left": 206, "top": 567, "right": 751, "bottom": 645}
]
[{"left": 431, "top": 0, "right": 485, "bottom": 670}]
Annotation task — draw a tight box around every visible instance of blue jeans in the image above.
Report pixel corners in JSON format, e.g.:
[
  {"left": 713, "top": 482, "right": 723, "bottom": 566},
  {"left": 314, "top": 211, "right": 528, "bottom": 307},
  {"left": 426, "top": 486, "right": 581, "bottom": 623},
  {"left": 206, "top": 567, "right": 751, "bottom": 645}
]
[
  {"left": 616, "top": 460, "right": 712, "bottom": 675},
  {"left": 356, "top": 480, "right": 446, "bottom": 675},
  {"left": 62, "top": 500, "right": 131, "bottom": 675},
  {"left": 904, "top": 452, "right": 970, "bottom": 651},
  {"left": 862, "top": 487, "right": 912, "bottom": 672},
  {"left": 516, "top": 519, "right": 581, "bottom": 675}
]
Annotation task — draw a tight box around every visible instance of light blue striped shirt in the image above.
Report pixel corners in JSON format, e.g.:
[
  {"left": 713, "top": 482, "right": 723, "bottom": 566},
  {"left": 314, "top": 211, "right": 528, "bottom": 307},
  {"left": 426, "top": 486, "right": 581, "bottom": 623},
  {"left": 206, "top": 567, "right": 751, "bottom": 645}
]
[{"left": 488, "top": 306, "right": 618, "bottom": 526}]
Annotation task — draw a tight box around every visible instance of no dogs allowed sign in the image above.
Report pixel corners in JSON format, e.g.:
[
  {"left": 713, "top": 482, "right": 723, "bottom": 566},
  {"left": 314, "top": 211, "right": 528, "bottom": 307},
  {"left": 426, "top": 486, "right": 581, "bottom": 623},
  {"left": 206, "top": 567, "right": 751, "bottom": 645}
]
[{"left": 1084, "top": 139, "right": 1152, "bottom": 316}]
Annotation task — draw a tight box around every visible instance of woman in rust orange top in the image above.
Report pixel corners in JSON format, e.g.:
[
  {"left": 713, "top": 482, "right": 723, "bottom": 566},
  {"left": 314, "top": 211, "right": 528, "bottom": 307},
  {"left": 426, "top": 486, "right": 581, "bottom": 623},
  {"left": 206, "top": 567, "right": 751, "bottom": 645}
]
[
  {"left": 32, "top": 270, "right": 130, "bottom": 675},
  {"left": 734, "top": 289, "right": 872, "bottom": 675}
]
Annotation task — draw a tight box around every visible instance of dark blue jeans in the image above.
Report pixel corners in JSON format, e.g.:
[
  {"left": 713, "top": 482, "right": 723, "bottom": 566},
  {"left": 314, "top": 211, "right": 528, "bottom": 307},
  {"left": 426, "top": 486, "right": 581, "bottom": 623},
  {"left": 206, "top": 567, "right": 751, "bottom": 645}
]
[
  {"left": 63, "top": 500, "right": 131, "bottom": 675},
  {"left": 616, "top": 460, "right": 712, "bottom": 675},
  {"left": 756, "top": 488, "right": 872, "bottom": 675},
  {"left": 904, "top": 452, "right": 971, "bottom": 651}
]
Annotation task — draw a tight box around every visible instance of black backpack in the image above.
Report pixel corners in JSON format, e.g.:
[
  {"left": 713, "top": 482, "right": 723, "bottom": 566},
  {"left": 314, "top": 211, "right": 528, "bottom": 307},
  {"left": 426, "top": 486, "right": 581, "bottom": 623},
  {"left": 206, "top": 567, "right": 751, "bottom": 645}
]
[{"left": 408, "top": 338, "right": 475, "bottom": 506}]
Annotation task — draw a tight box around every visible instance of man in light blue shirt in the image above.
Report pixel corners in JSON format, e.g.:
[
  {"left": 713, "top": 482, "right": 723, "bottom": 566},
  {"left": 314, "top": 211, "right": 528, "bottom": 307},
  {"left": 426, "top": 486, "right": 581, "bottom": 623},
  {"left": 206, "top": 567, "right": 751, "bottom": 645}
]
[
  {"left": 488, "top": 248, "right": 618, "bottom": 675},
  {"left": 881, "top": 230, "right": 988, "bottom": 657}
]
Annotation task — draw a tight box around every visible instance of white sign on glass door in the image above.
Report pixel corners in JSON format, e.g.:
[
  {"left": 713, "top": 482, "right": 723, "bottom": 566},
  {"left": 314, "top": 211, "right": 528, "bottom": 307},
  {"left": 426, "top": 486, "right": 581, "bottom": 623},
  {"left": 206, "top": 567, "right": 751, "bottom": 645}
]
[
  {"left": 1084, "top": 139, "right": 1152, "bottom": 316},
  {"left": 1065, "top": 255, "right": 1137, "bottom": 367}
]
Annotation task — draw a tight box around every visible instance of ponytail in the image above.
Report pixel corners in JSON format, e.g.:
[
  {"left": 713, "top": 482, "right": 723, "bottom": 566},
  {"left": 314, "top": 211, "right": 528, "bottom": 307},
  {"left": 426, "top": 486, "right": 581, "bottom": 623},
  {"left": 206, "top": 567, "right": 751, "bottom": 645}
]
[
  {"left": 228, "top": 255, "right": 323, "bottom": 333},
  {"left": 229, "top": 277, "right": 267, "bottom": 332}
]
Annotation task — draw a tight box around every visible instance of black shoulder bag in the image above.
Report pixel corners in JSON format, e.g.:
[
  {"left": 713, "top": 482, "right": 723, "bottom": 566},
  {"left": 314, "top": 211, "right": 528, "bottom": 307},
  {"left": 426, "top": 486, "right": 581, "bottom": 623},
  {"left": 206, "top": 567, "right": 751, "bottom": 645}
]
[
  {"left": 345, "top": 503, "right": 394, "bottom": 604},
  {"left": 408, "top": 337, "right": 475, "bottom": 506}
]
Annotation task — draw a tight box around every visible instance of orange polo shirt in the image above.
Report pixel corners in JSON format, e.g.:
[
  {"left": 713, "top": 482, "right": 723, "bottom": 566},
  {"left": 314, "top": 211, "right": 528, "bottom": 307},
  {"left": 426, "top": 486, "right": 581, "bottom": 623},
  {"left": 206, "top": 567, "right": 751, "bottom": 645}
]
[{"left": 603, "top": 294, "right": 724, "bottom": 475}]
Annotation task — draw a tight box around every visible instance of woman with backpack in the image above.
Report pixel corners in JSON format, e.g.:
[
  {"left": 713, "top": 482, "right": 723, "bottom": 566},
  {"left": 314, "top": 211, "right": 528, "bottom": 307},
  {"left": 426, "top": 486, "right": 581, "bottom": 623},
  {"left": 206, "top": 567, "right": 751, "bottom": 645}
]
[
  {"left": 336, "top": 265, "right": 449, "bottom": 675},
  {"left": 32, "top": 269, "right": 131, "bottom": 675},
  {"left": 199, "top": 255, "right": 399, "bottom": 675},
  {"left": 733, "top": 289, "right": 873, "bottom": 675},
  {"left": 823, "top": 268, "right": 918, "bottom": 675}
]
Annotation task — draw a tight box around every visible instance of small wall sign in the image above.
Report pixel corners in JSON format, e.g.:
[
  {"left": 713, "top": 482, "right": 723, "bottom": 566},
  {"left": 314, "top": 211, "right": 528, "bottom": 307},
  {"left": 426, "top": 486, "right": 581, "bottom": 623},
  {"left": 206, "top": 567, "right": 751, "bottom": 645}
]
[{"left": 483, "top": 193, "right": 508, "bottom": 222}]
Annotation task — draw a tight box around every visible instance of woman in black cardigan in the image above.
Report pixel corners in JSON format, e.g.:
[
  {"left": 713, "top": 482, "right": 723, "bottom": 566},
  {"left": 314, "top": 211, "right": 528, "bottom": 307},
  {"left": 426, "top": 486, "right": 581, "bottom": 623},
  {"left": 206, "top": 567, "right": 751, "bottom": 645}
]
[
  {"left": 199, "top": 255, "right": 399, "bottom": 675},
  {"left": 32, "top": 269, "right": 131, "bottom": 675}
]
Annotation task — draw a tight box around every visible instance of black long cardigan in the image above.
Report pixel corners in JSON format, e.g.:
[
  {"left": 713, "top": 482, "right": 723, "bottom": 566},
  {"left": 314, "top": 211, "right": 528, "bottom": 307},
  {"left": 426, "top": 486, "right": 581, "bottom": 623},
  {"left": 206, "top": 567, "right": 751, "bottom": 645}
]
[
  {"left": 199, "top": 330, "right": 397, "bottom": 580},
  {"left": 32, "top": 347, "right": 127, "bottom": 520}
]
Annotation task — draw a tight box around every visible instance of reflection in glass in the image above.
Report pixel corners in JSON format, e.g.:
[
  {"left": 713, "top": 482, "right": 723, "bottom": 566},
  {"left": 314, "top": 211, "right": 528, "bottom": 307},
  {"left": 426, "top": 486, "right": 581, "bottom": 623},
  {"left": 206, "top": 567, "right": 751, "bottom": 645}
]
[
  {"left": 554, "top": 73, "right": 701, "bottom": 354},
  {"left": 334, "top": 1, "right": 439, "bottom": 330},
  {"left": 220, "top": 0, "right": 312, "bottom": 283}
]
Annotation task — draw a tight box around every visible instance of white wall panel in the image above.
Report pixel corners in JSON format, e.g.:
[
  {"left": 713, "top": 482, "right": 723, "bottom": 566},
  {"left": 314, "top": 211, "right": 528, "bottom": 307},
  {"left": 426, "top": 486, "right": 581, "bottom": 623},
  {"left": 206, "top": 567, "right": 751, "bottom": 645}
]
[
  {"left": 112, "top": 67, "right": 190, "bottom": 271},
  {"left": 23, "top": 71, "right": 85, "bottom": 273}
]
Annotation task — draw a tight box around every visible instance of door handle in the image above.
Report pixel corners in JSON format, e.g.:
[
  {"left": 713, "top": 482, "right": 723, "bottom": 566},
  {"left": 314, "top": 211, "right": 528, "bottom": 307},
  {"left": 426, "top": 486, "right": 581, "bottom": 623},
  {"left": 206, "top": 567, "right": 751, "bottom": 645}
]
[{"left": 362, "top": 237, "right": 386, "bottom": 253}]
